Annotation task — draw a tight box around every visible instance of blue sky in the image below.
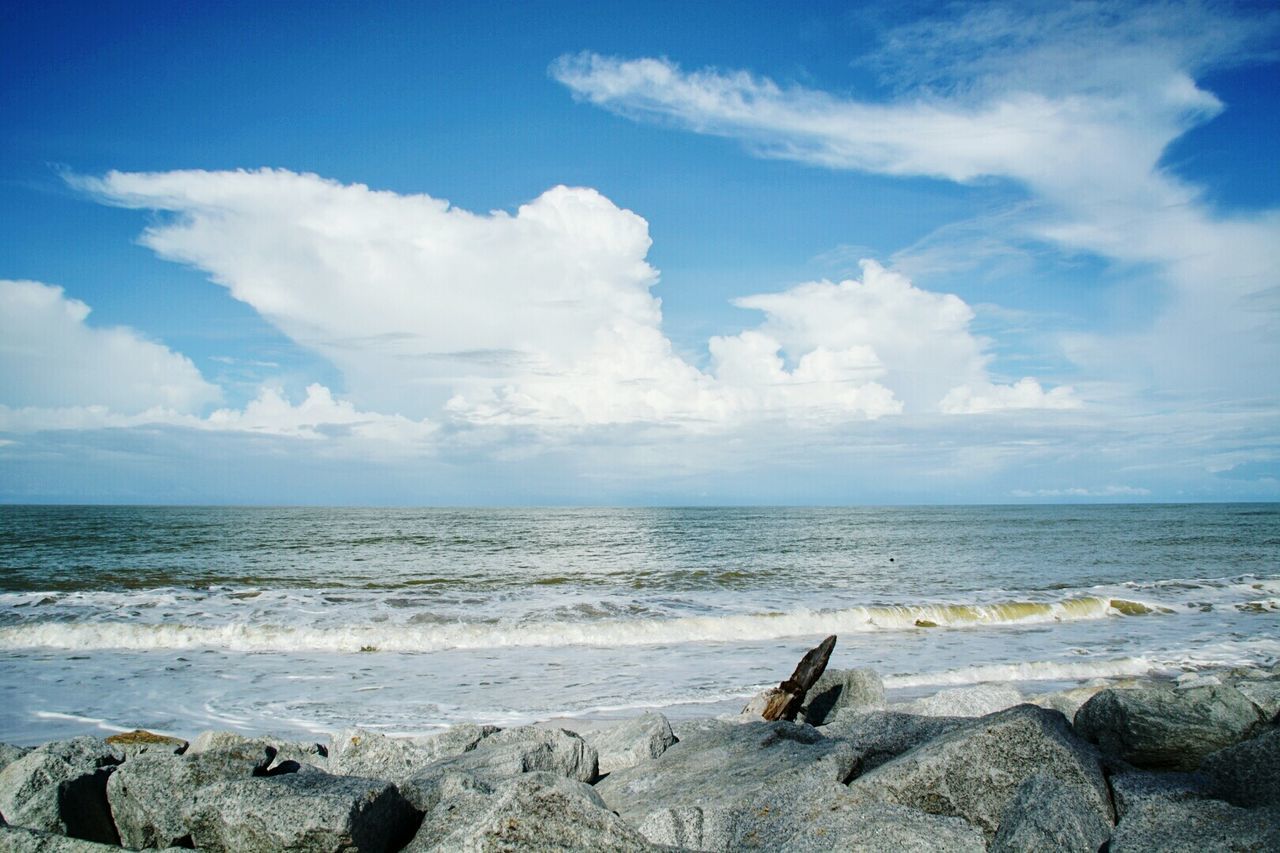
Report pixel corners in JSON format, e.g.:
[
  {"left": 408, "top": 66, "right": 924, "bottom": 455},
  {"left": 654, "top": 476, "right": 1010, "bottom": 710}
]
[{"left": 1, "top": 0, "right": 1277, "bottom": 504}]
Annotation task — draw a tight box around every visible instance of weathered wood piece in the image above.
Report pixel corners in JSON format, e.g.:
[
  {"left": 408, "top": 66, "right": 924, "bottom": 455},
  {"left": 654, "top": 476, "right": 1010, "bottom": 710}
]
[{"left": 762, "top": 635, "right": 837, "bottom": 722}]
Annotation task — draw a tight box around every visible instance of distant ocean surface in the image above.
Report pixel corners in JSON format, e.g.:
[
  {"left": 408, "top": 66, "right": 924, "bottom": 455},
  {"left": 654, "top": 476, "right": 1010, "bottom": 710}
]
[{"left": 1, "top": 504, "right": 1277, "bottom": 746}]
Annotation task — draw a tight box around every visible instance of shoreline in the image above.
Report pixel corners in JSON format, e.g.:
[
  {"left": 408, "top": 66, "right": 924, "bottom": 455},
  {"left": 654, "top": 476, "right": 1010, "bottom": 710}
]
[{"left": 2, "top": 660, "right": 1276, "bottom": 850}]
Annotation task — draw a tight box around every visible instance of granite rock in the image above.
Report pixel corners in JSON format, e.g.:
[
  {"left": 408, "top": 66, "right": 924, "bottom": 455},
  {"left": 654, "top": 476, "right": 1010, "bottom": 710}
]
[
  {"left": 326, "top": 723, "right": 497, "bottom": 784},
  {"left": 1108, "top": 770, "right": 1212, "bottom": 819},
  {"left": 1109, "top": 797, "right": 1280, "bottom": 852},
  {"left": 596, "top": 720, "right": 858, "bottom": 828},
  {"left": 0, "top": 823, "right": 133, "bottom": 851},
  {"left": 188, "top": 770, "right": 419, "bottom": 853},
  {"left": 1233, "top": 679, "right": 1280, "bottom": 721},
  {"left": 1199, "top": 726, "right": 1280, "bottom": 808},
  {"left": 796, "top": 668, "right": 885, "bottom": 726},
  {"left": 406, "top": 771, "right": 654, "bottom": 852},
  {"left": 0, "top": 744, "right": 32, "bottom": 775},
  {"left": 186, "top": 730, "right": 327, "bottom": 773},
  {"left": 583, "top": 712, "right": 676, "bottom": 775},
  {"left": 849, "top": 704, "right": 1111, "bottom": 837},
  {"left": 102, "top": 730, "right": 187, "bottom": 761},
  {"left": 989, "top": 772, "right": 1112, "bottom": 853},
  {"left": 0, "top": 737, "right": 121, "bottom": 844},
  {"left": 898, "top": 683, "right": 1025, "bottom": 718},
  {"left": 1073, "top": 685, "right": 1263, "bottom": 770},
  {"left": 820, "top": 710, "right": 968, "bottom": 772}
]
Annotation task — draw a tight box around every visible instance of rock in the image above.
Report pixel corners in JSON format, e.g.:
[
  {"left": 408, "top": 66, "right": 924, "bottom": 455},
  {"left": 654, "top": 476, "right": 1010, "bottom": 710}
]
[
  {"left": 989, "top": 772, "right": 1112, "bottom": 853},
  {"left": 188, "top": 770, "right": 419, "bottom": 853},
  {"left": 740, "top": 688, "right": 782, "bottom": 719},
  {"left": 1073, "top": 685, "right": 1263, "bottom": 770},
  {"left": 106, "top": 747, "right": 272, "bottom": 849},
  {"left": 405, "top": 771, "right": 655, "bottom": 852},
  {"left": 1199, "top": 727, "right": 1280, "bottom": 807},
  {"left": 849, "top": 704, "right": 1111, "bottom": 838},
  {"left": 796, "top": 668, "right": 885, "bottom": 726},
  {"left": 583, "top": 712, "right": 676, "bottom": 775},
  {"left": 103, "top": 729, "right": 187, "bottom": 760},
  {"left": 1108, "top": 770, "right": 1212, "bottom": 819},
  {"left": 186, "top": 730, "right": 327, "bottom": 772},
  {"left": 1234, "top": 679, "right": 1280, "bottom": 721},
  {"left": 595, "top": 720, "right": 858, "bottom": 828},
  {"left": 820, "top": 710, "right": 968, "bottom": 772},
  {"left": 399, "top": 726, "right": 597, "bottom": 812},
  {"left": 1109, "top": 797, "right": 1280, "bottom": 852},
  {"left": 0, "top": 744, "right": 31, "bottom": 774},
  {"left": 0, "top": 737, "right": 122, "bottom": 844},
  {"left": 1029, "top": 685, "right": 1108, "bottom": 720},
  {"left": 327, "top": 723, "right": 496, "bottom": 784},
  {"left": 637, "top": 780, "right": 985, "bottom": 852},
  {"left": 0, "top": 823, "right": 129, "bottom": 851},
  {"left": 898, "top": 683, "right": 1024, "bottom": 717}
]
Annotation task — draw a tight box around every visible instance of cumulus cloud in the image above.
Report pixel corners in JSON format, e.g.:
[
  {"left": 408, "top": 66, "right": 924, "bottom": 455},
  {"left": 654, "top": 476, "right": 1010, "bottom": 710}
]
[
  {"left": 0, "top": 279, "right": 220, "bottom": 413},
  {"left": 550, "top": 2, "right": 1280, "bottom": 403},
  {"left": 78, "top": 169, "right": 1071, "bottom": 428}
]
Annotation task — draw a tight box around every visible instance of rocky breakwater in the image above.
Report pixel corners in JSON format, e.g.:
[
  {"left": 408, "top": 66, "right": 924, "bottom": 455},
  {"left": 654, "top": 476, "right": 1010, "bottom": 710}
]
[{"left": 1, "top": 661, "right": 1278, "bottom": 851}]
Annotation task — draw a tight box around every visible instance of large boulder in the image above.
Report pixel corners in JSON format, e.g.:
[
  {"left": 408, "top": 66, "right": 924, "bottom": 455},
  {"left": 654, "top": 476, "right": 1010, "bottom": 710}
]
[
  {"left": 898, "top": 684, "right": 1024, "bottom": 718},
  {"left": 637, "top": 780, "right": 985, "bottom": 852},
  {"left": 989, "top": 772, "right": 1112, "bottom": 853},
  {"left": 399, "top": 726, "right": 597, "bottom": 812},
  {"left": 595, "top": 720, "right": 858, "bottom": 828},
  {"left": 0, "top": 737, "right": 122, "bottom": 844},
  {"left": 849, "top": 704, "right": 1111, "bottom": 838},
  {"left": 1233, "top": 679, "right": 1280, "bottom": 721},
  {"left": 820, "top": 710, "right": 968, "bottom": 771},
  {"left": 0, "top": 744, "right": 31, "bottom": 774},
  {"left": 1107, "top": 770, "right": 1212, "bottom": 819},
  {"left": 326, "top": 723, "right": 496, "bottom": 784},
  {"left": 103, "top": 729, "right": 187, "bottom": 761},
  {"left": 405, "top": 771, "right": 655, "bottom": 852},
  {"left": 1109, "top": 796, "right": 1280, "bottom": 852},
  {"left": 1073, "top": 685, "right": 1263, "bottom": 770},
  {"left": 0, "top": 823, "right": 128, "bottom": 851},
  {"left": 186, "top": 730, "right": 327, "bottom": 772},
  {"left": 796, "top": 668, "right": 885, "bottom": 726},
  {"left": 583, "top": 712, "right": 676, "bottom": 775},
  {"left": 106, "top": 747, "right": 272, "bottom": 849},
  {"left": 187, "top": 771, "right": 419, "bottom": 853},
  {"left": 1199, "top": 727, "right": 1280, "bottom": 808}
]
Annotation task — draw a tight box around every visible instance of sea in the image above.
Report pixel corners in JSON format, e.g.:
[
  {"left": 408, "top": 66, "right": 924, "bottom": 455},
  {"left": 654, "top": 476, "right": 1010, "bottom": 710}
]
[{"left": 0, "top": 504, "right": 1276, "bottom": 746}]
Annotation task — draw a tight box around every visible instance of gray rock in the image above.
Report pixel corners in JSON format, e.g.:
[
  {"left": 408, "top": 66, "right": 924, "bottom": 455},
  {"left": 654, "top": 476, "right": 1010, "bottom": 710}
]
[
  {"left": 820, "top": 710, "right": 968, "bottom": 771},
  {"left": 326, "top": 723, "right": 496, "bottom": 783},
  {"left": 188, "top": 770, "right": 419, "bottom": 852},
  {"left": 106, "top": 747, "right": 270, "bottom": 849},
  {"left": 796, "top": 668, "right": 885, "bottom": 726},
  {"left": 1234, "top": 679, "right": 1280, "bottom": 721},
  {"left": 637, "top": 780, "right": 985, "bottom": 852},
  {"left": 583, "top": 712, "right": 676, "bottom": 775},
  {"left": 103, "top": 729, "right": 187, "bottom": 761},
  {"left": 990, "top": 772, "right": 1112, "bottom": 853},
  {"left": 399, "top": 726, "right": 597, "bottom": 812},
  {"left": 1029, "top": 685, "right": 1109, "bottom": 720},
  {"left": 0, "top": 744, "right": 31, "bottom": 775},
  {"left": 898, "top": 683, "right": 1024, "bottom": 717},
  {"left": 1109, "top": 797, "right": 1280, "bottom": 852},
  {"left": 849, "top": 704, "right": 1111, "bottom": 838},
  {"left": 0, "top": 737, "right": 122, "bottom": 844},
  {"left": 1073, "top": 685, "right": 1263, "bottom": 770},
  {"left": 739, "top": 688, "right": 782, "bottom": 719},
  {"left": 406, "top": 771, "right": 654, "bottom": 852},
  {"left": 1200, "top": 727, "right": 1280, "bottom": 807},
  {"left": 1108, "top": 770, "right": 1212, "bottom": 819},
  {"left": 595, "top": 720, "right": 858, "bottom": 828},
  {"left": 0, "top": 824, "right": 129, "bottom": 851},
  {"left": 186, "top": 730, "right": 327, "bottom": 772}
]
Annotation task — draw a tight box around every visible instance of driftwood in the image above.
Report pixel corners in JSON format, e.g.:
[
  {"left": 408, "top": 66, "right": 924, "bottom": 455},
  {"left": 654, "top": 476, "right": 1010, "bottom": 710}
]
[{"left": 761, "top": 635, "right": 837, "bottom": 721}]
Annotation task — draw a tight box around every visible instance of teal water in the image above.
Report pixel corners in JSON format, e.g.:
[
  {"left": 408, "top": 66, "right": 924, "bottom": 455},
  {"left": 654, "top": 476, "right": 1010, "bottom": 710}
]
[{"left": 0, "top": 504, "right": 1276, "bottom": 744}]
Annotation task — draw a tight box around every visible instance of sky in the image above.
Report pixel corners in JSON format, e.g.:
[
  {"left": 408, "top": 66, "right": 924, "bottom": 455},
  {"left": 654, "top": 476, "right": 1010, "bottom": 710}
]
[{"left": 1, "top": 0, "right": 1278, "bottom": 505}]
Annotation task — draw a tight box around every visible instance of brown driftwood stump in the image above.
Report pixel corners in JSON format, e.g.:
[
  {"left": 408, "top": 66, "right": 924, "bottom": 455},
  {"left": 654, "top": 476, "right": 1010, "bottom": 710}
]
[{"left": 761, "top": 634, "right": 837, "bottom": 721}]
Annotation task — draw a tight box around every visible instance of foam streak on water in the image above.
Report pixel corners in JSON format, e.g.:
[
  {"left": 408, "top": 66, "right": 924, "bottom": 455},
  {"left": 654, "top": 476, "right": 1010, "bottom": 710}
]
[{"left": 0, "top": 504, "right": 1276, "bottom": 744}]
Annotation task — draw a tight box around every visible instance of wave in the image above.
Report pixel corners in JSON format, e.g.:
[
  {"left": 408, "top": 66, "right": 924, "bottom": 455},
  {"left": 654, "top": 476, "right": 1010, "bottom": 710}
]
[{"left": 0, "top": 594, "right": 1164, "bottom": 652}]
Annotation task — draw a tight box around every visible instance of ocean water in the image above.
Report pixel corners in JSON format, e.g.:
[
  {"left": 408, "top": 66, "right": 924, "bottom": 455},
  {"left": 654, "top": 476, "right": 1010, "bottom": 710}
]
[{"left": 0, "top": 504, "right": 1276, "bottom": 746}]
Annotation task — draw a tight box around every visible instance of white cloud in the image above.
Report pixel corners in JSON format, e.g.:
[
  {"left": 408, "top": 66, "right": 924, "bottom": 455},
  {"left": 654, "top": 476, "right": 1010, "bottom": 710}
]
[
  {"left": 550, "top": 3, "right": 1280, "bottom": 404},
  {"left": 79, "top": 169, "right": 1071, "bottom": 428},
  {"left": 0, "top": 279, "right": 219, "bottom": 413},
  {"left": 941, "top": 378, "right": 1081, "bottom": 415}
]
